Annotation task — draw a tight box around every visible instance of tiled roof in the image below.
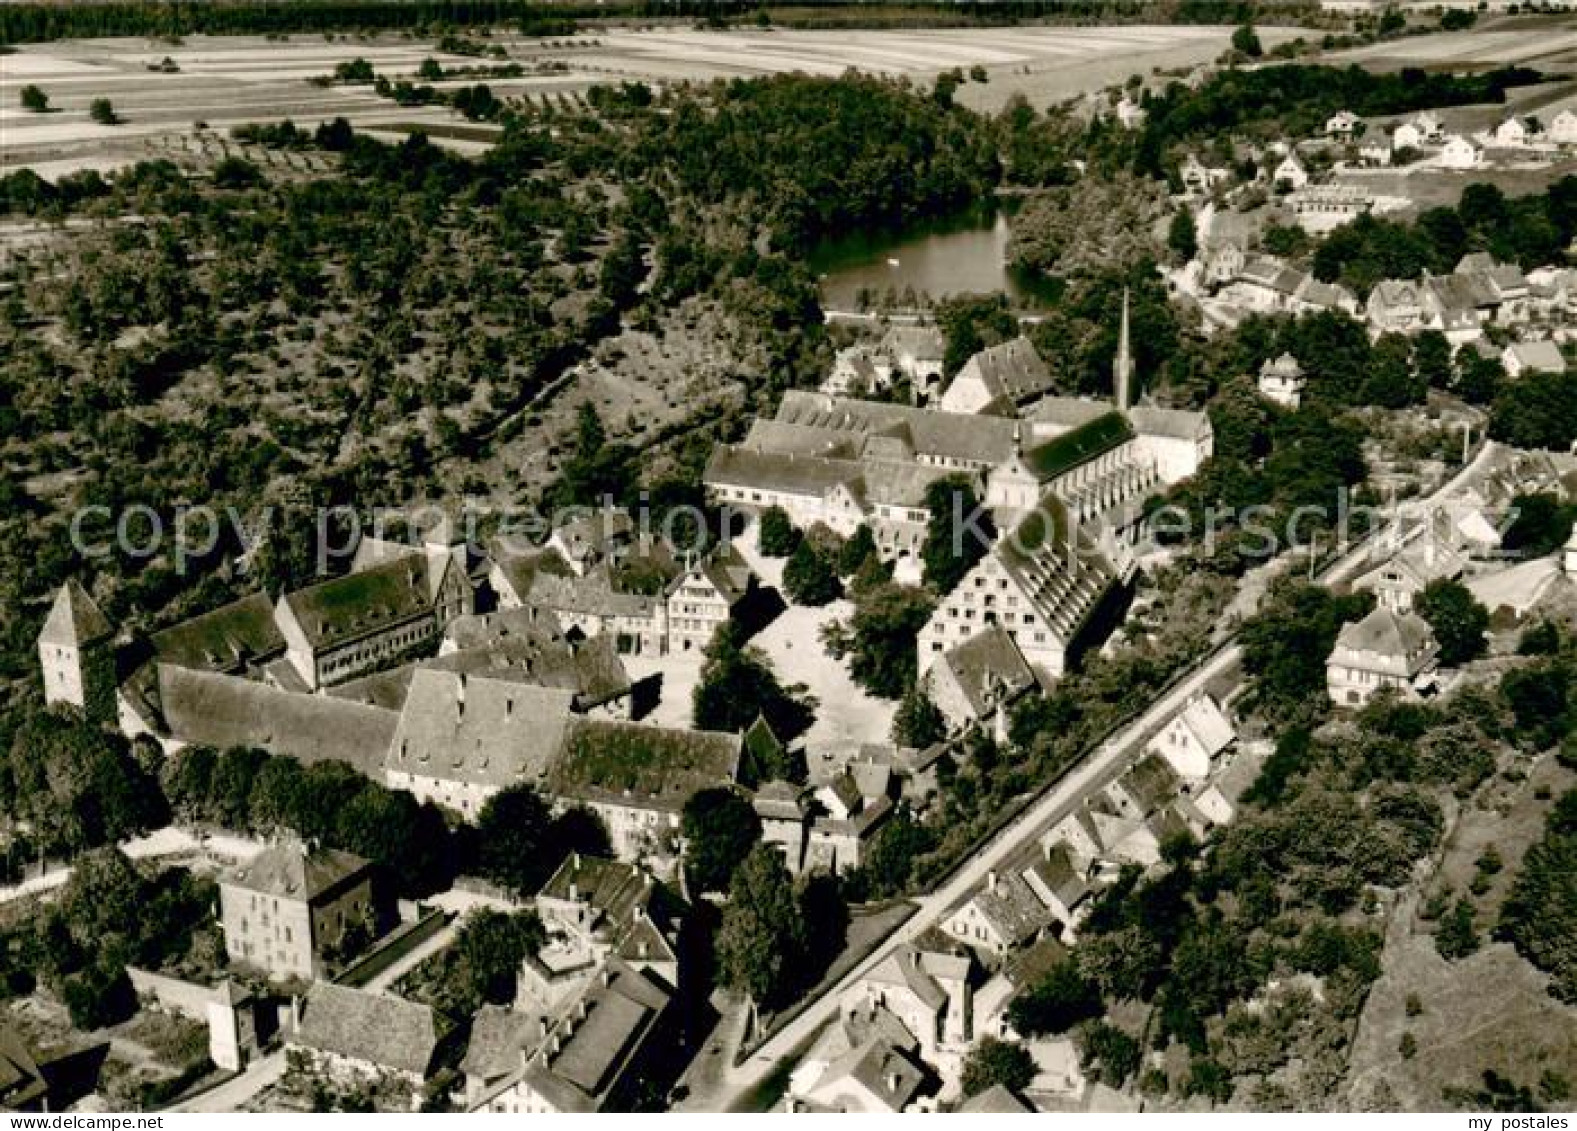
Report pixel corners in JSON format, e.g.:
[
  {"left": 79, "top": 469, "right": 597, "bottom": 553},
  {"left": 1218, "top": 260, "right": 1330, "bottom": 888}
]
[
  {"left": 521, "top": 960, "right": 671, "bottom": 1112},
  {"left": 157, "top": 665, "right": 398, "bottom": 775},
  {"left": 960, "top": 1084, "right": 1033, "bottom": 1112},
  {"left": 969, "top": 870, "right": 1054, "bottom": 946},
  {"left": 436, "top": 609, "right": 631, "bottom": 707},
  {"left": 935, "top": 626, "right": 1037, "bottom": 718},
  {"left": 773, "top": 391, "right": 1017, "bottom": 467},
  {"left": 461, "top": 1004, "right": 540, "bottom": 1083},
  {"left": 387, "top": 669, "right": 575, "bottom": 789},
  {"left": 293, "top": 982, "right": 444, "bottom": 1078},
  {"left": 1333, "top": 606, "right": 1435, "bottom": 663},
  {"left": 1129, "top": 404, "right": 1210, "bottom": 443},
  {"left": 958, "top": 336, "right": 1055, "bottom": 404},
  {"left": 524, "top": 566, "right": 658, "bottom": 620},
  {"left": 1117, "top": 753, "right": 1180, "bottom": 815},
  {"left": 1022, "top": 411, "right": 1134, "bottom": 482},
  {"left": 223, "top": 842, "right": 370, "bottom": 902}
]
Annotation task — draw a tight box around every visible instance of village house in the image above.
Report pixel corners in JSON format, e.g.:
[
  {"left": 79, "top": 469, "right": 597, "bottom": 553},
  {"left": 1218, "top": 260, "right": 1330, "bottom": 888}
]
[
  {"left": 290, "top": 982, "right": 450, "bottom": 1095},
  {"left": 943, "top": 868, "right": 1056, "bottom": 959},
  {"left": 1145, "top": 694, "right": 1235, "bottom": 783},
  {"left": 1392, "top": 120, "right": 1424, "bottom": 151},
  {"left": 1438, "top": 134, "right": 1481, "bottom": 171},
  {"left": 806, "top": 770, "right": 895, "bottom": 875},
  {"left": 1491, "top": 116, "right": 1532, "bottom": 147},
  {"left": 1358, "top": 136, "right": 1393, "bottom": 167},
  {"left": 1326, "top": 606, "right": 1439, "bottom": 708},
  {"left": 788, "top": 1017, "right": 930, "bottom": 1114},
  {"left": 516, "top": 566, "right": 668, "bottom": 657},
  {"left": 663, "top": 541, "right": 756, "bottom": 654},
  {"left": 842, "top": 939, "right": 975, "bottom": 1070},
  {"left": 1550, "top": 109, "right": 1577, "bottom": 146},
  {"left": 923, "top": 625, "right": 1039, "bottom": 735},
  {"left": 1258, "top": 352, "right": 1307, "bottom": 408},
  {"left": 1221, "top": 254, "right": 1356, "bottom": 316},
  {"left": 823, "top": 344, "right": 888, "bottom": 398},
  {"left": 938, "top": 337, "right": 1056, "bottom": 415},
  {"left": 1503, "top": 339, "right": 1567, "bottom": 377},
  {"left": 477, "top": 960, "right": 673, "bottom": 1114},
  {"left": 1179, "top": 153, "right": 1230, "bottom": 196},
  {"left": 219, "top": 842, "right": 381, "bottom": 983},
  {"left": 546, "top": 719, "right": 742, "bottom": 862},
  {"left": 1108, "top": 753, "right": 1182, "bottom": 820},
  {"left": 1367, "top": 279, "right": 1428, "bottom": 333},
  {"left": 1325, "top": 110, "right": 1361, "bottom": 139},
  {"left": 1352, "top": 522, "right": 1467, "bottom": 615},
  {"left": 523, "top": 853, "right": 687, "bottom": 1013},
  {"left": 547, "top": 509, "right": 635, "bottom": 578},
  {"left": 1272, "top": 151, "right": 1309, "bottom": 191}
]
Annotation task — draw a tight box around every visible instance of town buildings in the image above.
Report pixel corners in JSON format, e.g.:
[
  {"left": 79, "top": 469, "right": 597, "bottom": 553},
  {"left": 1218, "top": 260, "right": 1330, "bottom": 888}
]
[{"left": 289, "top": 982, "right": 449, "bottom": 1094}]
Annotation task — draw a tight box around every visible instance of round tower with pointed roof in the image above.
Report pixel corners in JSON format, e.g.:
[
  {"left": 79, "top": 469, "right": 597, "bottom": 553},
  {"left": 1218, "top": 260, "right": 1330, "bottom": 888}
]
[{"left": 37, "top": 579, "right": 117, "bottom": 722}]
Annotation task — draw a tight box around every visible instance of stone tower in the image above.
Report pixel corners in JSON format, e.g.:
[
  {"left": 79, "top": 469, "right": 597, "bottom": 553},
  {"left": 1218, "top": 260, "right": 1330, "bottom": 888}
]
[
  {"left": 1113, "top": 287, "right": 1134, "bottom": 412},
  {"left": 37, "top": 579, "right": 117, "bottom": 723}
]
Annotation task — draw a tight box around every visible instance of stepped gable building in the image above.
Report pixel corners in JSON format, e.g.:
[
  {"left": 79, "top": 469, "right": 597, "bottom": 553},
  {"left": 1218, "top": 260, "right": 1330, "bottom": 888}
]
[{"left": 918, "top": 295, "right": 1209, "bottom": 683}]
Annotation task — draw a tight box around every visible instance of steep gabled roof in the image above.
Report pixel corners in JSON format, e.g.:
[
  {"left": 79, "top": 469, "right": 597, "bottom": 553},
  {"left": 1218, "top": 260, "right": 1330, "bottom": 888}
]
[
  {"left": 1021, "top": 411, "right": 1134, "bottom": 483},
  {"left": 934, "top": 626, "right": 1037, "bottom": 718},
  {"left": 38, "top": 580, "right": 113, "bottom": 648},
  {"left": 387, "top": 669, "right": 575, "bottom": 790},
  {"left": 280, "top": 555, "right": 434, "bottom": 650},
  {"left": 293, "top": 982, "right": 445, "bottom": 1078},
  {"left": 957, "top": 336, "right": 1054, "bottom": 404}
]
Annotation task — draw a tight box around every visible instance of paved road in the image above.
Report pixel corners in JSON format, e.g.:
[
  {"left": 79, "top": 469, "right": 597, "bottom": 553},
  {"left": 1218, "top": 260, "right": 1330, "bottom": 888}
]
[
  {"left": 699, "top": 438, "right": 1501, "bottom": 1111},
  {"left": 168, "top": 1050, "right": 285, "bottom": 1114}
]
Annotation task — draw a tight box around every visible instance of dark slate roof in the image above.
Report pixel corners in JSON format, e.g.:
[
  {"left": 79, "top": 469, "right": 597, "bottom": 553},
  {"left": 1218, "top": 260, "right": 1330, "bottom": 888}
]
[
  {"left": 38, "top": 580, "right": 113, "bottom": 648},
  {"left": 293, "top": 982, "right": 445, "bottom": 1078},
  {"left": 437, "top": 608, "right": 632, "bottom": 707},
  {"left": 1021, "top": 411, "right": 1134, "bottom": 482},
  {"left": 524, "top": 567, "right": 659, "bottom": 620},
  {"left": 461, "top": 1005, "right": 541, "bottom": 1083},
  {"left": 1118, "top": 752, "right": 1181, "bottom": 815},
  {"left": 223, "top": 842, "right": 370, "bottom": 902},
  {"left": 520, "top": 960, "right": 671, "bottom": 1112},
  {"left": 157, "top": 665, "right": 398, "bottom": 775},
  {"left": 959, "top": 1084, "right": 1033, "bottom": 1113}
]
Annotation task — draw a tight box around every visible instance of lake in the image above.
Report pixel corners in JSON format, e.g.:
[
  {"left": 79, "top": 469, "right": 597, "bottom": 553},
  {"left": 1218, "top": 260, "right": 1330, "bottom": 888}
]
[{"left": 808, "top": 204, "right": 1053, "bottom": 312}]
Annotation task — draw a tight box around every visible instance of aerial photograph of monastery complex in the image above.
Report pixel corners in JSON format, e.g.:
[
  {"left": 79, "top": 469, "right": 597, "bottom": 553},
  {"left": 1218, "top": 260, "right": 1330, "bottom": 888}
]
[{"left": 1, "top": 0, "right": 1576, "bottom": 1118}]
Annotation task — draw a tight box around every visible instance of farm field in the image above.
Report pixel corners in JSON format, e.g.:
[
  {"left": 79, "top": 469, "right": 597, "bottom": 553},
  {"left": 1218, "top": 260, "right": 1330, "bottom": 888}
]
[
  {"left": 1325, "top": 15, "right": 1577, "bottom": 74},
  {"left": 0, "top": 24, "right": 1304, "bottom": 179}
]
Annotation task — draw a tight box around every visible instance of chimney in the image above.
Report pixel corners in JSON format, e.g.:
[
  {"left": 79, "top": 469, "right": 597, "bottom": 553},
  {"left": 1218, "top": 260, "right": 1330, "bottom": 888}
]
[
  {"left": 986, "top": 870, "right": 998, "bottom": 893},
  {"left": 887, "top": 1071, "right": 902, "bottom": 1095}
]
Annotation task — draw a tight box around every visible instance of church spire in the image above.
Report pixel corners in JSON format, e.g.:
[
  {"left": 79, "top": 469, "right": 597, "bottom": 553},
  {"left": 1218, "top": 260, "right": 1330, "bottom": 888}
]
[{"left": 1114, "top": 287, "right": 1133, "bottom": 412}]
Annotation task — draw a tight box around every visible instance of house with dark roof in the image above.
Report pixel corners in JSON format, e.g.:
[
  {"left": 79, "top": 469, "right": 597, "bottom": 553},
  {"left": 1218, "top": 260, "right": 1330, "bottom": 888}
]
[
  {"left": 1326, "top": 606, "right": 1439, "bottom": 708},
  {"left": 547, "top": 509, "right": 635, "bottom": 577},
  {"left": 384, "top": 669, "right": 577, "bottom": 819},
  {"left": 841, "top": 939, "right": 974, "bottom": 1067},
  {"left": 939, "top": 337, "right": 1055, "bottom": 415},
  {"left": 943, "top": 867, "right": 1055, "bottom": 959},
  {"left": 1109, "top": 753, "right": 1182, "bottom": 818},
  {"left": 517, "top": 565, "right": 666, "bottom": 657},
  {"left": 437, "top": 607, "right": 632, "bottom": 715},
  {"left": 220, "top": 842, "right": 380, "bottom": 981},
  {"left": 753, "top": 780, "right": 812, "bottom": 873},
  {"left": 289, "top": 981, "right": 450, "bottom": 1093},
  {"left": 546, "top": 719, "right": 742, "bottom": 861},
  {"left": 477, "top": 960, "right": 673, "bottom": 1114},
  {"left": 806, "top": 771, "right": 895, "bottom": 875},
  {"left": 0, "top": 1024, "right": 50, "bottom": 1112}
]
